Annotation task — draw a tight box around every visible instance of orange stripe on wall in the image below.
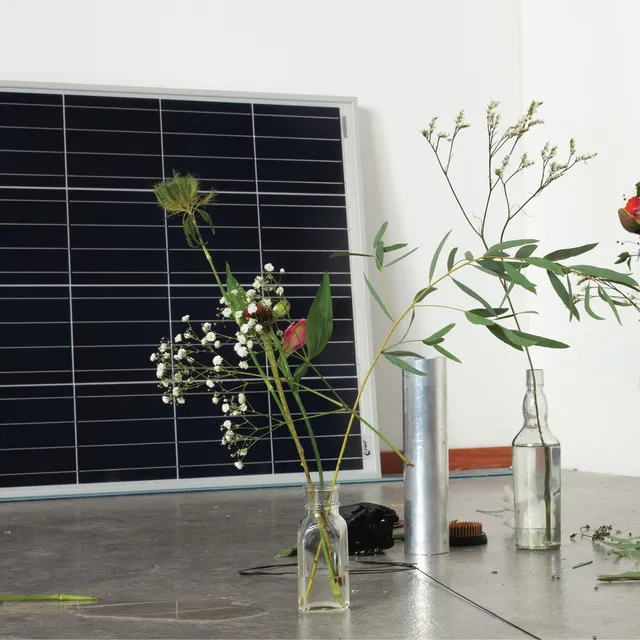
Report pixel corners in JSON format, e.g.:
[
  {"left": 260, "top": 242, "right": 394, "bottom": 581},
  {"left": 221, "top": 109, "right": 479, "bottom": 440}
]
[{"left": 380, "top": 446, "right": 511, "bottom": 475}]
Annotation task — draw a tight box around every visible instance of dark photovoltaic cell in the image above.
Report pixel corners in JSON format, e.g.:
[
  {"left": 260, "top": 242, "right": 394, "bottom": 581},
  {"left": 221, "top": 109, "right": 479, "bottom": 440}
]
[{"left": 0, "top": 90, "right": 363, "bottom": 492}]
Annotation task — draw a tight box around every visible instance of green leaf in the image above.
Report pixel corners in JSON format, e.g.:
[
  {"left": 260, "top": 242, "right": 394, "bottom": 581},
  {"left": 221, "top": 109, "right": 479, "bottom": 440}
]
[
  {"left": 375, "top": 240, "right": 385, "bottom": 271},
  {"left": 224, "top": 264, "right": 247, "bottom": 313},
  {"left": 544, "top": 242, "right": 598, "bottom": 262},
  {"left": 414, "top": 285, "right": 436, "bottom": 304},
  {"left": 452, "top": 278, "right": 495, "bottom": 313},
  {"left": 570, "top": 265, "right": 639, "bottom": 288},
  {"left": 476, "top": 259, "right": 506, "bottom": 276},
  {"left": 487, "top": 324, "right": 523, "bottom": 351},
  {"left": 293, "top": 362, "right": 309, "bottom": 384},
  {"left": 385, "top": 246, "right": 419, "bottom": 268},
  {"left": 487, "top": 238, "right": 539, "bottom": 254},
  {"left": 364, "top": 274, "right": 393, "bottom": 321},
  {"left": 547, "top": 271, "right": 579, "bottom": 320},
  {"left": 503, "top": 328, "right": 537, "bottom": 347},
  {"left": 464, "top": 251, "right": 474, "bottom": 261},
  {"left": 447, "top": 247, "right": 458, "bottom": 271},
  {"left": 330, "top": 251, "right": 374, "bottom": 259},
  {"left": 373, "top": 221, "right": 388, "bottom": 249},
  {"left": 468, "top": 307, "right": 509, "bottom": 318},
  {"left": 517, "top": 331, "right": 569, "bottom": 349},
  {"left": 503, "top": 261, "right": 537, "bottom": 293},
  {"left": 523, "top": 257, "right": 564, "bottom": 275},
  {"left": 465, "top": 311, "right": 495, "bottom": 326},
  {"left": 383, "top": 352, "right": 428, "bottom": 376},
  {"left": 429, "top": 230, "right": 452, "bottom": 283},
  {"left": 384, "top": 349, "right": 425, "bottom": 359},
  {"left": 423, "top": 323, "right": 455, "bottom": 345},
  {"left": 515, "top": 244, "right": 538, "bottom": 259},
  {"left": 305, "top": 272, "right": 334, "bottom": 359},
  {"left": 598, "top": 285, "right": 621, "bottom": 324},
  {"left": 384, "top": 243, "right": 408, "bottom": 252},
  {"left": 432, "top": 343, "right": 462, "bottom": 363}
]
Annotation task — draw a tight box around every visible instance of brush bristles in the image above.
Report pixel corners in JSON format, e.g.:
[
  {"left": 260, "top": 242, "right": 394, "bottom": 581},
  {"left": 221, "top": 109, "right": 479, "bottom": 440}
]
[{"left": 449, "top": 520, "right": 483, "bottom": 537}]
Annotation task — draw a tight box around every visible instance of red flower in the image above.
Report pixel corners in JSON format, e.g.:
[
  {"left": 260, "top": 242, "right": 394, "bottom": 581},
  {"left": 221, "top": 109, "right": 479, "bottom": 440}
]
[
  {"left": 283, "top": 319, "right": 307, "bottom": 354},
  {"left": 625, "top": 196, "right": 640, "bottom": 219},
  {"left": 243, "top": 304, "right": 273, "bottom": 325}
]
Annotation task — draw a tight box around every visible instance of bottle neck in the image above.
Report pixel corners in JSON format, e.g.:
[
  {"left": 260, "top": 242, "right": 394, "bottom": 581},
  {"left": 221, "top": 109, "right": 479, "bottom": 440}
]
[
  {"left": 523, "top": 385, "right": 549, "bottom": 430},
  {"left": 305, "top": 485, "right": 340, "bottom": 513}
]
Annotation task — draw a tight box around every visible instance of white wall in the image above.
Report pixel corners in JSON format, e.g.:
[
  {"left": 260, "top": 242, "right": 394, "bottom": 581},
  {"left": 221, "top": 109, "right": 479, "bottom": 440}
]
[
  {"left": 520, "top": 0, "right": 640, "bottom": 475},
  {"left": 3, "top": 0, "right": 633, "bottom": 473}
]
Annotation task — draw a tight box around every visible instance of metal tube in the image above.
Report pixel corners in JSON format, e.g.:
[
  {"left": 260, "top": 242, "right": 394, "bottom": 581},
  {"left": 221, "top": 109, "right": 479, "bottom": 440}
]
[{"left": 402, "top": 356, "right": 449, "bottom": 555}]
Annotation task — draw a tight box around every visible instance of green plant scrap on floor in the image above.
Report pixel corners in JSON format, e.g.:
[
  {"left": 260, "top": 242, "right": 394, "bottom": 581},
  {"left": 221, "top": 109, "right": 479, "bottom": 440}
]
[{"left": 0, "top": 594, "right": 98, "bottom": 603}]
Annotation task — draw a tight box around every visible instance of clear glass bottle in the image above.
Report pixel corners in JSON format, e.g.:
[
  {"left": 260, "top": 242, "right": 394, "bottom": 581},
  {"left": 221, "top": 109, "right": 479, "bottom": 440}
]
[
  {"left": 297, "top": 484, "right": 349, "bottom": 613},
  {"left": 511, "top": 369, "right": 561, "bottom": 550}
]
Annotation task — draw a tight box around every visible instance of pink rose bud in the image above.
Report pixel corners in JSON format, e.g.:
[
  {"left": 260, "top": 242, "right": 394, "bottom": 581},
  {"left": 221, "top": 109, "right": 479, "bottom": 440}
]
[{"left": 283, "top": 319, "right": 307, "bottom": 354}]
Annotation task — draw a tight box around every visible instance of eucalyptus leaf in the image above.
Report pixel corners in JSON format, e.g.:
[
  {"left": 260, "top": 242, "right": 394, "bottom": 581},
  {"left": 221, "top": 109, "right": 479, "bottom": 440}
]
[
  {"left": 464, "top": 251, "right": 474, "bottom": 261},
  {"left": 429, "top": 230, "right": 452, "bottom": 283},
  {"left": 383, "top": 352, "right": 428, "bottom": 376},
  {"left": 364, "top": 274, "right": 393, "bottom": 321},
  {"left": 503, "top": 328, "right": 538, "bottom": 347},
  {"left": 476, "top": 259, "right": 506, "bottom": 276},
  {"left": 452, "top": 278, "right": 495, "bottom": 313},
  {"left": 447, "top": 247, "right": 459, "bottom": 271},
  {"left": 330, "top": 251, "right": 374, "bottom": 259},
  {"left": 384, "top": 349, "right": 425, "bottom": 359},
  {"left": 487, "top": 238, "right": 539, "bottom": 254},
  {"left": 414, "top": 286, "right": 437, "bottom": 304},
  {"left": 423, "top": 323, "right": 455, "bottom": 345},
  {"left": 432, "top": 343, "right": 462, "bottom": 363},
  {"left": 597, "top": 285, "right": 621, "bottom": 324},
  {"left": 515, "top": 243, "right": 538, "bottom": 259},
  {"left": 385, "top": 246, "right": 420, "bottom": 268},
  {"left": 487, "top": 324, "right": 523, "bottom": 351},
  {"left": 465, "top": 311, "right": 495, "bottom": 326},
  {"left": 570, "top": 264, "right": 639, "bottom": 288},
  {"left": 468, "top": 307, "right": 509, "bottom": 318},
  {"left": 503, "top": 261, "right": 536, "bottom": 293},
  {"left": 509, "top": 329, "right": 570, "bottom": 349},
  {"left": 383, "top": 243, "right": 408, "bottom": 252},
  {"left": 375, "top": 240, "right": 385, "bottom": 271},
  {"left": 523, "top": 256, "right": 564, "bottom": 275},
  {"left": 547, "top": 271, "right": 579, "bottom": 320},
  {"left": 373, "top": 221, "right": 388, "bottom": 248},
  {"left": 544, "top": 242, "right": 598, "bottom": 262}
]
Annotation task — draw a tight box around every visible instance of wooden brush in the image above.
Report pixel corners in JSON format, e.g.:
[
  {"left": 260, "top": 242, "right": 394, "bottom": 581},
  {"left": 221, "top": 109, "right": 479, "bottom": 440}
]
[{"left": 449, "top": 520, "right": 487, "bottom": 547}]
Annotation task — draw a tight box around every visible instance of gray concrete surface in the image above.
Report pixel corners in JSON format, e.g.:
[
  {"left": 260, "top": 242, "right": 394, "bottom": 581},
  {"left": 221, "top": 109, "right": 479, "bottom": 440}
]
[{"left": 0, "top": 471, "right": 638, "bottom": 639}]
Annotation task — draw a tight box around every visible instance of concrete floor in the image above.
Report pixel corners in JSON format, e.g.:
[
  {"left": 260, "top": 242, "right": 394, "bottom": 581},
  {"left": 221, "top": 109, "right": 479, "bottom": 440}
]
[{"left": 1, "top": 471, "right": 639, "bottom": 639}]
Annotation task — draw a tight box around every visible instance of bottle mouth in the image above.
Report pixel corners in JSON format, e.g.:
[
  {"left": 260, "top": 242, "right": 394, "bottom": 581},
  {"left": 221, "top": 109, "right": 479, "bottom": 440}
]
[
  {"left": 305, "top": 484, "right": 340, "bottom": 506},
  {"left": 526, "top": 369, "right": 544, "bottom": 387}
]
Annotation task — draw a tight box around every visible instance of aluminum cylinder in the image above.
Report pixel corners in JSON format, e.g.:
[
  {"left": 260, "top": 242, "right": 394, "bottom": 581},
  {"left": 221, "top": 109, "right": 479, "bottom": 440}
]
[{"left": 402, "top": 356, "right": 449, "bottom": 555}]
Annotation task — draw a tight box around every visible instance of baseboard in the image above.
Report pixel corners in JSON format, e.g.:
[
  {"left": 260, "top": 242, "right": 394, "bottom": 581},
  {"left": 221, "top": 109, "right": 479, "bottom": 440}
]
[{"left": 380, "top": 446, "right": 511, "bottom": 475}]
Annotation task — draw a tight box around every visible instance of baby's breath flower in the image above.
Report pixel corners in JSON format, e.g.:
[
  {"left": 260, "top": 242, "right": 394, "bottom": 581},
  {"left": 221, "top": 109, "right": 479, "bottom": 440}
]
[
  {"left": 202, "top": 322, "right": 211, "bottom": 332},
  {"left": 162, "top": 395, "right": 170, "bottom": 404},
  {"left": 219, "top": 297, "right": 226, "bottom": 305},
  {"left": 264, "top": 263, "right": 274, "bottom": 272},
  {"left": 240, "top": 324, "right": 250, "bottom": 334},
  {"left": 238, "top": 392, "right": 246, "bottom": 404},
  {"left": 222, "top": 403, "right": 230, "bottom": 413},
  {"left": 206, "top": 379, "right": 215, "bottom": 388},
  {"left": 236, "top": 346, "right": 248, "bottom": 358},
  {"left": 239, "top": 361, "right": 249, "bottom": 370},
  {"left": 223, "top": 419, "right": 232, "bottom": 429},
  {"left": 276, "top": 286, "right": 284, "bottom": 296},
  {"left": 240, "top": 404, "right": 248, "bottom": 413},
  {"left": 222, "top": 307, "right": 232, "bottom": 318},
  {"left": 237, "top": 334, "right": 247, "bottom": 345},
  {"left": 158, "top": 342, "right": 167, "bottom": 353},
  {"left": 280, "top": 268, "right": 285, "bottom": 273},
  {"left": 234, "top": 310, "right": 243, "bottom": 319},
  {"left": 177, "top": 396, "right": 185, "bottom": 405},
  {"left": 176, "top": 348, "right": 187, "bottom": 360},
  {"left": 213, "top": 355, "right": 223, "bottom": 366},
  {"left": 205, "top": 331, "right": 216, "bottom": 342},
  {"left": 156, "top": 363, "right": 166, "bottom": 378},
  {"left": 150, "top": 353, "right": 157, "bottom": 362},
  {"left": 255, "top": 324, "right": 263, "bottom": 333},
  {"left": 184, "top": 330, "right": 193, "bottom": 339},
  {"left": 172, "top": 386, "right": 181, "bottom": 397},
  {"left": 214, "top": 340, "right": 221, "bottom": 348},
  {"left": 175, "top": 334, "right": 182, "bottom": 343},
  {"left": 182, "top": 314, "right": 190, "bottom": 323},
  {"left": 214, "top": 365, "right": 221, "bottom": 373},
  {"left": 247, "top": 302, "right": 258, "bottom": 315},
  {"left": 246, "top": 339, "right": 253, "bottom": 349},
  {"left": 246, "top": 289, "right": 256, "bottom": 299},
  {"left": 247, "top": 318, "right": 257, "bottom": 328},
  {"left": 262, "top": 298, "right": 272, "bottom": 307},
  {"left": 234, "top": 460, "right": 244, "bottom": 470}
]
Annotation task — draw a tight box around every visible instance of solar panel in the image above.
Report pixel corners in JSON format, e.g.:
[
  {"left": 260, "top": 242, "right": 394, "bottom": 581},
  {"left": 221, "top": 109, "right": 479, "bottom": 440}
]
[{"left": 0, "top": 87, "right": 378, "bottom": 498}]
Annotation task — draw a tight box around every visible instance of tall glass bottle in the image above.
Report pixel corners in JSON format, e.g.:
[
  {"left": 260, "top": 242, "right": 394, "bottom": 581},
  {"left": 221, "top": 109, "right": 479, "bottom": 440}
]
[
  {"left": 511, "top": 369, "right": 561, "bottom": 550},
  {"left": 297, "top": 484, "right": 349, "bottom": 613}
]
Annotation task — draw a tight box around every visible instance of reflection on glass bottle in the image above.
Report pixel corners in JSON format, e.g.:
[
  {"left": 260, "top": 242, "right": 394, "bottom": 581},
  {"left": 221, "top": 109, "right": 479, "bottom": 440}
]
[{"left": 512, "top": 369, "right": 561, "bottom": 550}]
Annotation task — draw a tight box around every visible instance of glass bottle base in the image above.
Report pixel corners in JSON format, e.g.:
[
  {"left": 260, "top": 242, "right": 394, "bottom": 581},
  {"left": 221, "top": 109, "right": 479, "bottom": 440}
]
[{"left": 516, "top": 527, "right": 560, "bottom": 550}]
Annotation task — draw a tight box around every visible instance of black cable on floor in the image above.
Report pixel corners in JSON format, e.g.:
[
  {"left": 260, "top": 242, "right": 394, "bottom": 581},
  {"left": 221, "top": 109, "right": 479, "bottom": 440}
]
[{"left": 238, "top": 559, "right": 541, "bottom": 640}]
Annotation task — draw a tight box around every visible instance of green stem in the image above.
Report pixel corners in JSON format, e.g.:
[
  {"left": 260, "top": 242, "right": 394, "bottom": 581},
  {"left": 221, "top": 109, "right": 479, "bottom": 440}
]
[
  {"left": 0, "top": 594, "right": 98, "bottom": 602},
  {"left": 292, "top": 388, "right": 324, "bottom": 486}
]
